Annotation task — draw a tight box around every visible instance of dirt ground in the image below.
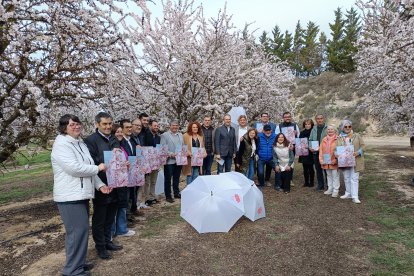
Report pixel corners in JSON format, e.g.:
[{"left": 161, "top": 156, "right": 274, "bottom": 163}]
[{"left": 0, "top": 136, "right": 412, "bottom": 276}]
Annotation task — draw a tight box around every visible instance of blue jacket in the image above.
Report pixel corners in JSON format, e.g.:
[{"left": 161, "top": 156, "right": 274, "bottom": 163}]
[{"left": 258, "top": 132, "right": 276, "bottom": 161}]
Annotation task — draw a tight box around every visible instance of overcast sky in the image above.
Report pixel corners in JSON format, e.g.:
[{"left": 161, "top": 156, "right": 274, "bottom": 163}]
[{"left": 146, "top": 0, "right": 358, "bottom": 38}]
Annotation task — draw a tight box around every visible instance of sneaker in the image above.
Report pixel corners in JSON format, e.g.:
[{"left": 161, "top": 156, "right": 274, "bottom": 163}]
[
  {"left": 352, "top": 198, "right": 361, "bottom": 204},
  {"left": 118, "top": 230, "right": 135, "bottom": 237},
  {"left": 265, "top": 181, "right": 271, "bottom": 187},
  {"left": 331, "top": 192, "right": 338, "bottom": 198},
  {"left": 138, "top": 203, "right": 150, "bottom": 209},
  {"left": 324, "top": 190, "right": 333, "bottom": 195},
  {"left": 340, "top": 193, "right": 351, "bottom": 199}
]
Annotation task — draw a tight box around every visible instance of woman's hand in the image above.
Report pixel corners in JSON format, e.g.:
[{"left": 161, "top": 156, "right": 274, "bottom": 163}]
[
  {"left": 285, "top": 165, "right": 291, "bottom": 171},
  {"left": 353, "top": 152, "right": 358, "bottom": 157},
  {"left": 100, "top": 186, "right": 112, "bottom": 194},
  {"left": 98, "top": 163, "right": 106, "bottom": 172}
]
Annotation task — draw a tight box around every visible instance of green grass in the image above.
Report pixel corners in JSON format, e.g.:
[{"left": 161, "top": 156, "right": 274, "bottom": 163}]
[
  {"left": 361, "top": 154, "right": 414, "bottom": 275},
  {"left": 13, "top": 150, "right": 51, "bottom": 166},
  {"left": 0, "top": 165, "right": 53, "bottom": 204},
  {"left": 0, "top": 181, "right": 53, "bottom": 204}
]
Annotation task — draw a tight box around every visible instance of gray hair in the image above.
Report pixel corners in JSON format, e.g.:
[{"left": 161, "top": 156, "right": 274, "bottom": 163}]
[
  {"left": 339, "top": 119, "right": 352, "bottom": 131},
  {"left": 169, "top": 119, "right": 180, "bottom": 125}
]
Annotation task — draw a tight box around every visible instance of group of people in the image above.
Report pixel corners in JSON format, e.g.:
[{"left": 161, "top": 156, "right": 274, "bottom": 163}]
[{"left": 51, "top": 111, "right": 365, "bottom": 276}]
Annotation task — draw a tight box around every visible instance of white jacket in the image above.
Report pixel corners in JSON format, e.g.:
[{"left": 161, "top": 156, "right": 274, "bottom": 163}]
[{"left": 52, "top": 134, "right": 104, "bottom": 202}]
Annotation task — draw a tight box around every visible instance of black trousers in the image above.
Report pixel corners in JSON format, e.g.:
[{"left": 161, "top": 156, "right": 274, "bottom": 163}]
[
  {"left": 302, "top": 163, "right": 315, "bottom": 187},
  {"left": 313, "top": 152, "right": 326, "bottom": 190},
  {"left": 164, "top": 164, "right": 182, "bottom": 199},
  {"left": 92, "top": 200, "right": 117, "bottom": 251}
]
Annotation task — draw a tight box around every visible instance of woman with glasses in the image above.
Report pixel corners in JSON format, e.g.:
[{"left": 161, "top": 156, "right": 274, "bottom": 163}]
[
  {"left": 336, "top": 120, "right": 365, "bottom": 204},
  {"left": 52, "top": 114, "right": 111, "bottom": 276}
]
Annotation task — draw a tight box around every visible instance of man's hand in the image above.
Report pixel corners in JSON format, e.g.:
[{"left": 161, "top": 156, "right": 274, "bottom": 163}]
[
  {"left": 275, "top": 166, "right": 280, "bottom": 172},
  {"left": 232, "top": 153, "right": 236, "bottom": 159}
]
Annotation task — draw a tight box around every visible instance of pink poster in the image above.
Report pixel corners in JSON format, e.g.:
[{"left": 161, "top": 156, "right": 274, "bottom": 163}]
[
  {"left": 282, "top": 126, "right": 296, "bottom": 144},
  {"left": 128, "top": 156, "right": 145, "bottom": 187},
  {"left": 295, "top": 138, "right": 309, "bottom": 156},
  {"left": 104, "top": 150, "right": 129, "bottom": 188},
  {"left": 191, "top": 147, "right": 205, "bottom": 167},
  {"left": 175, "top": 145, "right": 188, "bottom": 166},
  {"left": 337, "top": 145, "right": 356, "bottom": 167},
  {"left": 156, "top": 144, "right": 169, "bottom": 166},
  {"left": 140, "top": 147, "right": 153, "bottom": 174}
]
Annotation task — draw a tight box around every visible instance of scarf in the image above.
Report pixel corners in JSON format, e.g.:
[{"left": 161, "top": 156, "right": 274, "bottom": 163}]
[{"left": 324, "top": 134, "right": 337, "bottom": 154}]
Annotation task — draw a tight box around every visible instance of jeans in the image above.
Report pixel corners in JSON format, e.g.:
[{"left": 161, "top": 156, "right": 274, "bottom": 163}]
[
  {"left": 245, "top": 157, "right": 255, "bottom": 180},
  {"left": 186, "top": 166, "right": 200, "bottom": 185},
  {"left": 313, "top": 152, "right": 326, "bottom": 190},
  {"left": 202, "top": 153, "right": 214, "bottom": 175},
  {"left": 111, "top": 207, "right": 128, "bottom": 236},
  {"left": 217, "top": 154, "right": 233, "bottom": 174},
  {"left": 164, "top": 164, "right": 182, "bottom": 198},
  {"left": 257, "top": 159, "right": 274, "bottom": 186},
  {"left": 275, "top": 170, "right": 293, "bottom": 192}
]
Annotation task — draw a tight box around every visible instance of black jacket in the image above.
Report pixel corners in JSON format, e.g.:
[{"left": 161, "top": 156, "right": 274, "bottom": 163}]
[
  {"left": 84, "top": 130, "right": 120, "bottom": 205},
  {"left": 145, "top": 131, "right": 161, "bottom": 147}
]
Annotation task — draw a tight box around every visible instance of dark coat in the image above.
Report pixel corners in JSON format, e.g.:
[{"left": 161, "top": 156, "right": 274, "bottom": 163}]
[
  {"left": 298, "top": 129, "right": 314, "bottom": 165},
  {"left": 214, "top": 125, "right": 237, "bottom": 157},
  {"left": 84, "top": 130, "right": 120, "bottom": 205},
  {"left": 236, "top": 133, "right": 258, "bottom": 174}
]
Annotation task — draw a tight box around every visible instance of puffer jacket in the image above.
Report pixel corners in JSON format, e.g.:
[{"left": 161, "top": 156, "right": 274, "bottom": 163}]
[
  {"left": 52, "top": 134, "right": 104, "bottom": 202},
  {"left": 258, "top": 132, "right": 276, "bottom": 161}
]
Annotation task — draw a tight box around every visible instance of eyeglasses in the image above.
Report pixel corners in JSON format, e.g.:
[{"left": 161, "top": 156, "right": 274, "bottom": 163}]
[
  {"left": 344, "top": 126, "right": 352, "bottom": 129},
  {"left": 68, "top": 123, "right": 81, "bottom": 128}
]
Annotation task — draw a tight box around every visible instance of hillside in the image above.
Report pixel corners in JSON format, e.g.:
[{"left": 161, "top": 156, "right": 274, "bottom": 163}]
[{"left": 292, "top": 72, "right": 376, "bottom": 134}]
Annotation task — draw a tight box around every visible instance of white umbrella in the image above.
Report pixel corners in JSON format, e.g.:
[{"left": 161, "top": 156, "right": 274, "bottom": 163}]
[
  {"left": 180, "top": 175, "right": 244, "bottom": 233},
  {"left": 219, "top": 172, "right": 266, "bottom": 221},
  {"left": 228, "top": 106, "right": 247, "bottom": 126}
]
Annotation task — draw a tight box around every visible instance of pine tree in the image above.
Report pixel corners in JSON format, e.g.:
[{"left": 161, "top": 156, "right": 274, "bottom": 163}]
[
  {"left": 269, "top": 25, "right": 285, "bottom": 59},
  {"left": 300, "top": 21, "right": 320, "bottom": 76},
  {"left": 281, "top": 30, "right": 293, "bottom": 63},
  {"left": 318, "top": 32, "right": 328, "bottom": 73},
  {"left": 327, "top": 8, "right": 346, "bottom": 72},
  {"left": 343, "top": 7, "right": 361, "bottom": 72},
  {"left": 259, "top": 31, "right": 270, "bottom": 52},
  {"left": 292, "top": 21, "right": 304, "bottom": 76}
]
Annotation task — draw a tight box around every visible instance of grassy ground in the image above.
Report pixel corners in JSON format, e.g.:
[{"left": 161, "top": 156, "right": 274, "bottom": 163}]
[
  {"left": 2, "top": 144, "right": 413, "bottom": 276},
  {"left": 0, "top": 150, "right": 52, "bottom": 204},
  {"left": 361, "top": 154, "right": 414, "bottom": 275}
]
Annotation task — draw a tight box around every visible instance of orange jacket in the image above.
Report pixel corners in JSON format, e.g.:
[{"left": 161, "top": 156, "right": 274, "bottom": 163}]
[{"left": 319, "top": 135, "right": 338, "bottom": 170}]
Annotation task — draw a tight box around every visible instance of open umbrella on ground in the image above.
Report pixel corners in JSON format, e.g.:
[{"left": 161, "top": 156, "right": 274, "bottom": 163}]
[
  {"left": 219, "top": 172, "right": 266, "bottom": 221},
  {"left": 180, "top": 175, "right": 244, "bottom": 233}
]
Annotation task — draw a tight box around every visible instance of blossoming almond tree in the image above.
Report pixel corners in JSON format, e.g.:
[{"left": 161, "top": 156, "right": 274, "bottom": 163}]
[
  {"left": 125, "top": 0, "right": 293, "bottom": 126},
  {"left": 0, "top": 0, "right": 145, "bottom": 163},
  {"left": 356, "top": 0, "right": 414, "bottom": 136}
]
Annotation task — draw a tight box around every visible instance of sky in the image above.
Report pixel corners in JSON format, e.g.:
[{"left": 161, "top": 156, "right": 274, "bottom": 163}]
[{"left": 145, "top": 0, "right": 358, "bottom": 38}]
